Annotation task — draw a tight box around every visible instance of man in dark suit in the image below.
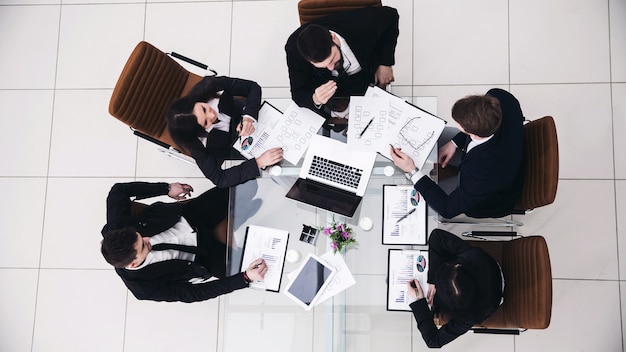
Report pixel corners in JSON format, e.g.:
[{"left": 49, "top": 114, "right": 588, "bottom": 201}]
[
  {"left": 100, "top": 181, "right": 267, "bottom": 302},
  {"left": 391, "top": 88, "right": 524, "bottom": 219},
  {"left": 407, "top": 229, "right": 504, "bottom": 348},
  {"left": 285, "top": 6, "right": 399, "bottom": 120}
]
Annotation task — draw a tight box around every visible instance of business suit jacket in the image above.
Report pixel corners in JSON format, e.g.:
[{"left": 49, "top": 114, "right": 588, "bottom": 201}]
[
  {"left": 409, "top": 229, "right": 503, "bottom": 348},
  {"left": 101, "top": 182, "right": 248, "bottom": 303},
  {"left": 415, "top": 88, "right": 524, "bottom": 218},
  {"left": 183, "top": 76, "right": 262, "bottom": 188},
  {"left": 285, "top": 6, "right": 399, "bottom": 119}
]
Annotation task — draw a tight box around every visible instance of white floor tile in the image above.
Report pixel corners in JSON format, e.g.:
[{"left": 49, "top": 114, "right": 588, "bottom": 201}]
[
  {"left": 231, "top": 0, "right": 300, "bottom": 88},
  {"left": 145, "top": 2, "right": 233, "bottom": 76},
  {"left": 0, "top": 90, "right": 54, "bottom": 176},
  {"left": 0, "top": 178, "right": 47, "bottom": 268},
  {"left": 514, "top": 180, "right": 617, "bottom": 280},
  {"left": 0, "top": 5, "right": 60, "bottom": 89},
  {"left": 32, "top": 269, "right": 127, "bottom": 352},
  {"left": 516, "top": 279, "right": 621, "bottom": 352},
  {"left": 48, "top": 90, "right": 138, "bottom": 177},
  {"left": 413, "top": 0, "right": 509, "bottom": 85},
  {"left": 41, "top": 178, "right": 131, "bottom": 269},
  {"left": 613, "top": 83, "right": 626, "bottom": 179},
  {"left": 383, "top": 0, "right": 412, "bottom": 86},
  {"left": 510, "top": 0, "right": 610, "bottom": 84},
  {"left": 616, "top": 181, "right": 626, "bottom": 279},
  {"left": 610, "top": 0, "right": 626, "bottom": 81},
  {"left": 0, "top": 268, "right": 38, "bottom": 352},
  {"left": 55, "top": 4, "right": 145, "bottom": 89},
  {"left": 124, "top": 297, "right": 219, "bottom": 352},
  {"left": 511, "top": 84, "right": 614, "bottom": 179},
  {"left": 135, "top": 138, "right": 207, "bottom": 179}
]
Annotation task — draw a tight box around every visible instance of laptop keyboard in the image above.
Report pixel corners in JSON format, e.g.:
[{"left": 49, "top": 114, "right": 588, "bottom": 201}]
[{"left": 309, "top": 156, "right": 363, "bottom": 189}]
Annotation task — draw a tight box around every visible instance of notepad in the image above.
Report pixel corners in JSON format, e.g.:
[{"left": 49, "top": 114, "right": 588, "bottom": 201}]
[
  {"left": 382, "top": 184, "right": 428, "bottom": 245},
  {"left": 239, "top": 225, "right": 289, "bottom": 292}
]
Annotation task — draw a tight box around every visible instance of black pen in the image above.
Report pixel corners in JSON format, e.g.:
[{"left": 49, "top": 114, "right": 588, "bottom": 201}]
[
  {"left": 357, "top": 117, "right": 375, "bottom": 138},
  {"left": 396, "top": 208, "right": 416, "bottom": 223},
  {"left": 251, "top": 260, "right": 263, "bottom": 270}
]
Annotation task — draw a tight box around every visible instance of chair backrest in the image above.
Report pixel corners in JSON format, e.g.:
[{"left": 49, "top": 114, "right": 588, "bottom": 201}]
[
  {"left": 434, "top": 236, "right": 553, "bottom": 330},
  {"left": 109, "top": 41, "right": 203, "bottom": 150},
  {"left": 515, "top": 116, "right": 559, "bottom": 211},
  {"left": 297, "top": 0, "right": 382, "bottom": 25}
]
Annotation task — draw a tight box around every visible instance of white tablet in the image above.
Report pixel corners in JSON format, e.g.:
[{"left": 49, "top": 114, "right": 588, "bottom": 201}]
[{"left": 283, "top": 253, "right": 336, "bottom": 311}]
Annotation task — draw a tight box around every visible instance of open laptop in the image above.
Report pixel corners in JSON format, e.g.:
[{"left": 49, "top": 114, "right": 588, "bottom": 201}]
[{"left": 286, "top": 134, "right": 377, "bottom": 217}]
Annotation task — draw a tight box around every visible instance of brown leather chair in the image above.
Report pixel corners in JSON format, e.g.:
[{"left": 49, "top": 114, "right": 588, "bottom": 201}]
[
  {"left": 297, "top": 0, "right": 382, "bottom": 136},
  {"left": 297, "top": 0, "right": 382, "bottom": 25},
  {"left": 434, "top": 235, "right": 553, "bottom": 333},
  {"left": 438, "top": 115, "right": 559, "bottom": 227},
  {"left": 109, "top": 41, "right": 207, "bottom": 158}
]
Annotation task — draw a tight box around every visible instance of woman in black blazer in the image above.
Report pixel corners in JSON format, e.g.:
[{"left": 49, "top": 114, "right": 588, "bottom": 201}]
[
  {"left": 166, "top": 76, "right": 282, "bottom": 187},
  {"left": 407, "top": 229, "right": 504, "bottom": 348}
]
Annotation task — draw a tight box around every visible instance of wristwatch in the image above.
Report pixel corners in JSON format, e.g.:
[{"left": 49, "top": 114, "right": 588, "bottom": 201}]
[{"left": 404, "top": 167, "right": 419, "bottom": 181}]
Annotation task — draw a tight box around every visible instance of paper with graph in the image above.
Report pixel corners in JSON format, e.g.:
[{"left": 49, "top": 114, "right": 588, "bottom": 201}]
[{"left": 347, "top": 86, "right": 446, "bottom": 169}]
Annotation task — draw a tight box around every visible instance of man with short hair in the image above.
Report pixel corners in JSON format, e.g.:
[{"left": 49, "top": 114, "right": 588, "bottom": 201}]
[
  {"left": 101, "top": 181, "right": 266, "bottom": 302},
  {"left": 285, "top": 6, "right": 399, "bottom": 120},
  {"left": 391, "top": 88, "right": 524, "bottom": 219}
]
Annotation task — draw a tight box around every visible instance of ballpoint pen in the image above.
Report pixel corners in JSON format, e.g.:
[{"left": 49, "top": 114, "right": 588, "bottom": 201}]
[
  {"left": 396, "top": 208, "right": 416, "bottom": 223},
  {"left": 357, "top": 117, "right": 375, "bottom": 138},
  {"left": 251, "top": 260, "right": 263, "bottom": 270}
]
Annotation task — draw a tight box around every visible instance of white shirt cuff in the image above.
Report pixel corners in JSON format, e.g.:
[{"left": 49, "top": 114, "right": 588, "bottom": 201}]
[{"left": 410, "top": 170, "right": 426, "bottom": 184}]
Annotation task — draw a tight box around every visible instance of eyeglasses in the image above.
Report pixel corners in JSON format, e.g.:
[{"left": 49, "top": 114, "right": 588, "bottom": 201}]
[{"left": 398, "top": 117, "right": 435, "bottom": 152}]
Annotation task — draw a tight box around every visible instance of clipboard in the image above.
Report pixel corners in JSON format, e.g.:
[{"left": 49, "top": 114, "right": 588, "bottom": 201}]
[
  {"left": 382, "top": 184, "right": 428, "bottom": 245},
  {"left": 386, "top": 249, "right": 429, "bottom": 312},
  {"left": 238, "top": 225, "right": 289, "bottom": 292}
]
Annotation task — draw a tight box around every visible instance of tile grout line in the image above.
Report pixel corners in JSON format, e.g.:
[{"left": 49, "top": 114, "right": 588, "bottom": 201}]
[{"left": 29, "top": 3, "right": 64, "bottom": 351}]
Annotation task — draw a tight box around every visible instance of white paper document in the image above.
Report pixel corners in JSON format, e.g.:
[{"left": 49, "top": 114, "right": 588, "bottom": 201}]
[
  {"left": 233, "top": 101, "right": 325, "bottom": 165},
  {"left": 240, "top": 225, "right": 289, "bottom": 292},
  {"left": 347, "top": 86, "right": 446, "bottom": 169},
  {"left": 387, "top": 249, "right": 429, "bottom": 311},
  {"left": 382, "top": 184, "right": 427, "bottom": 245}
]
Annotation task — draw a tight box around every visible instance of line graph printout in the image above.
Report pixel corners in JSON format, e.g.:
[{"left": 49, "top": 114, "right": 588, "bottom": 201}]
[
  {"left": 233, "top": 101, "right": 325, "bottom": 165},
  {"left": 382, "top": 184, "right": 427, "bottom": 245},
  {"left": 360, "top": 86, "right": 446, "bottom": 169}
]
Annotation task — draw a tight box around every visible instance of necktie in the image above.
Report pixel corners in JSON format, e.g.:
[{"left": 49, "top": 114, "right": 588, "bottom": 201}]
[{"left": 151, "top": 243, "right": 207, "bottom": 256}]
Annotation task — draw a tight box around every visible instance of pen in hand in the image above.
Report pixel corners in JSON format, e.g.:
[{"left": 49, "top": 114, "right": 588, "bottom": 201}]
[
  {"left": 251, "top": 260, "right": 263, "bottom": 270},
  {"left": 396, "top": 208, "right": 417, "bottom": 223},
  {"left": 238, "top": 120, "right": 244, "bottom": 142},
  {"left": 357, "top": 117, "right": 375, "bottom": 139}
]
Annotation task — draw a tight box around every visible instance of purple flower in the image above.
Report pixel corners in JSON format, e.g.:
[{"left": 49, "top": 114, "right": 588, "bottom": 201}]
[
  {"left": 324, "top": 227, "right": 332, "bottom": 235},
  {"left": 341, "top": 231, "right": 350, "bottom": 239},
  {"left": 330, "top": 241, "right": 338, "bottom": 250},
  {"left": 336, "top": 224, "right": 343, "bottom": 232}
]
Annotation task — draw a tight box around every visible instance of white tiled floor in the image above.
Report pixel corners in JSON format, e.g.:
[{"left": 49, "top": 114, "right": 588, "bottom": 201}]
[{"left": 0, "top": 0, "right": 624, "bottom": 351}]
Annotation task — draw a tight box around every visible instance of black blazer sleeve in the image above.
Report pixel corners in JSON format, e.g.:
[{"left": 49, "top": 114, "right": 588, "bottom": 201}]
[
  {"left": 121, "top": 265, "right": 249, "bottom": 303},
  {"left": 409, "top": 298, "right": 474, "bottom": 348},
  {"left": 189, "top": 141, "right": 261, "bottom": 188},
  {"left": 104, "top": 182, "right": 169, "bottom": 226},
  {"left": 188, "top": 76, "right": 262, "bottom": 120}
]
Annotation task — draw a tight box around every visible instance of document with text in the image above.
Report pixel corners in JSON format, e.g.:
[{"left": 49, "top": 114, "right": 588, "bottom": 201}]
[
  {"left": 233, "top": 101, "right": 325, "bottom": 165},
  {"left": 240, "top": 225, "right": 289, "bottom": 292},
  {"left": 387, "top": 249, "right": 429, "bottom": 311}
]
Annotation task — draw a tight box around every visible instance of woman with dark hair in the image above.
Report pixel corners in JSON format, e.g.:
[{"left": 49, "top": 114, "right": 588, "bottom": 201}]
[
  {"left": 407, "top": 229, "right": 504, "bottom": 348},
  {"left": 166, "top": 76, "right": 283, "bottom": 187}
]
